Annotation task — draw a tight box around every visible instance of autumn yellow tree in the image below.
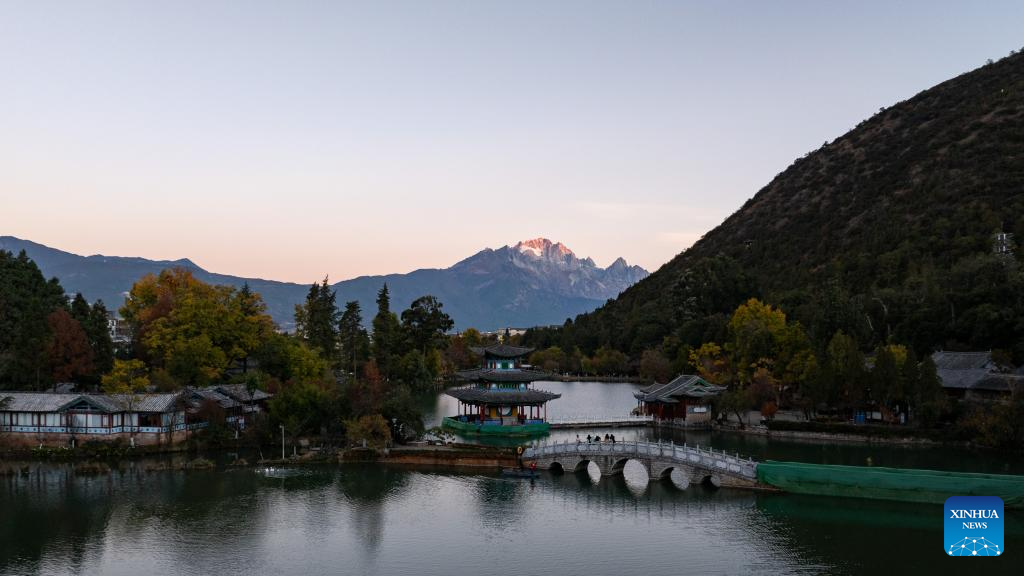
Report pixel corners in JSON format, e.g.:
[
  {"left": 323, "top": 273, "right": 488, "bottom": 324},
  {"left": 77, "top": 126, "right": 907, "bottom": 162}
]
[
  {"left": 728, "top": 298, "right": 816, "bottom": 407},
  {"left": 689, "top": 342, "right": 732, "bottom": 386},
  {"left": 102, "top": 359, "right": 151, "bottom": 442},
  {"left": 120, "top": 268, "right": 275, "bottom": 386},
  {"left": 728, "top": 298, "right": 787, "bottom": 385}
]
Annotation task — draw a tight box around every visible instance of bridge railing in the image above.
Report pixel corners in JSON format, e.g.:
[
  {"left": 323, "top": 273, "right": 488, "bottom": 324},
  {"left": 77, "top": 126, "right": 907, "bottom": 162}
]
[{"left": 522, "top": 439, "right": 758, "bottom": 480}]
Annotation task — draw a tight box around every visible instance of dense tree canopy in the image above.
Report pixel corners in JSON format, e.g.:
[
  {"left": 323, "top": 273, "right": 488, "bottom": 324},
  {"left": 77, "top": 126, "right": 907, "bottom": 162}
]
[
  {"left": 371, "top": 284, "right": 403, "bottom": 378},
  {"left": 120, "top": 268, "right": 275, "bottom": 386},
  {"left": 339, "top": 300, "right": 370, "bottom": 376},
  {"left": 294, "top": 278, "right": 340, "bottom": 362},
  {"left": 401, "top": 295, "right": 454, "bottom": 353},
  {"left": 0, "top": 250, "right": 112, "bottom": 390},
  {"left": 45, "top": 309, "right": 94, "bottom": 384},
  {"left": 70, "top": 293, "right": 115, "bottom": 381}
]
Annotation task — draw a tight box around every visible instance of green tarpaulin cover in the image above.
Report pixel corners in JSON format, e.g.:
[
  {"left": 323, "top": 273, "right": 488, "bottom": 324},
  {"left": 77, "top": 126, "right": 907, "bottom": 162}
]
[{"left": 757, "top": 461, "right": 1024, "bottom": 509}]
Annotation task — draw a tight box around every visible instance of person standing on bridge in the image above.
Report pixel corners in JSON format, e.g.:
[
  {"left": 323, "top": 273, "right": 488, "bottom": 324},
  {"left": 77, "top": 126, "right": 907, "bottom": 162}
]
[
  {"left": 576, "top": 434, "right": 581, "bottom": 444},
  {"left": 586, "top": 434, "right": 592, "bottom": 443}
]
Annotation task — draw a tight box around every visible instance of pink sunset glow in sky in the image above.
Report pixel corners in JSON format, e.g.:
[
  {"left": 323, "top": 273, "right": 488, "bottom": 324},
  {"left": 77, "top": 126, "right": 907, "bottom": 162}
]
[{"left": 2, "top": 1, "right": 1023, "bottom": 283}]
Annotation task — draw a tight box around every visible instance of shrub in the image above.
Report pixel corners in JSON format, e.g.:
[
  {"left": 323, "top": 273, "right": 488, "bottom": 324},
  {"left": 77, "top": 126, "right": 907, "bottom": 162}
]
[{"left": 344, "top": 414, "right": 391, "bottom": 449}]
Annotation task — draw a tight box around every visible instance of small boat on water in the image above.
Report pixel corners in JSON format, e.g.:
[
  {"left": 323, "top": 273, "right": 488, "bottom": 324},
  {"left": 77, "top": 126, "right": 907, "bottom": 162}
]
[{"left": 501, "top": 468, "right": 540, "bottom": 479}]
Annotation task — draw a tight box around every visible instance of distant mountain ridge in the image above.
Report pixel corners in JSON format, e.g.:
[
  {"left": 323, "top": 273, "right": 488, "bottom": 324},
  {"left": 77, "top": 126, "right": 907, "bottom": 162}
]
[{"left": 0, "top": 236, "right": 647, "bottom": 331}]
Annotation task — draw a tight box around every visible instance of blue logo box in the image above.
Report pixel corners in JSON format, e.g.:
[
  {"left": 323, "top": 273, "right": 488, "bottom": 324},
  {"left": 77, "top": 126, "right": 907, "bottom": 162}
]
[{"left": 945, "top": 496, "right": 1004, "bottom": 557}]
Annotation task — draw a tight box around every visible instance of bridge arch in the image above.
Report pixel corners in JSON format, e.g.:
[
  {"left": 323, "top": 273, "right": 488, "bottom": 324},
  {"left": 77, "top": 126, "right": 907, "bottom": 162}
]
[
  {"left": 701, "top": 474, "right": 722, "bottom": 489},
  {"left": 654, "top": 465, "right": 675, "bottom": 480},
  {"left": 653, "top": 466, "right": 691, "bottom": 490},
  {"left": 609, "top": 458, "right": 630, "bottom": 476},
  {"left": 547, "top": 461, "right": 565, "bottom": 474},
  {"left": 609, "top": 458, "right": 651, "bottom": 483},
  {"left": 573, "top": 459, "right": 593, "bottom": 473}
]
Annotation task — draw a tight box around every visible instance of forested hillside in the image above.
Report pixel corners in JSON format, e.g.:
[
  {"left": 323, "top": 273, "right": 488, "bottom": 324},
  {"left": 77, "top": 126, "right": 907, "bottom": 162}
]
[{"left": 530, "top": 51, "right": 1024, "bottom": 363}]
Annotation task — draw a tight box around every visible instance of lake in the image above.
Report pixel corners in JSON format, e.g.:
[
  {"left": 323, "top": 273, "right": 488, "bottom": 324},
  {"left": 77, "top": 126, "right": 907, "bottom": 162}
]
[{"left": 2, "top": 380, "right": 1021, "bottom": 575}]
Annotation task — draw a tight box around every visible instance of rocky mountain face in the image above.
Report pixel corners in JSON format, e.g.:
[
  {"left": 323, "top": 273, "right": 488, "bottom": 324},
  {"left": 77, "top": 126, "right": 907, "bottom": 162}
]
[
  {"left": 0, "top": 236, "right": 647, "bottom": 331},
  {"left": 454, "top": 238, "right": 648, "bottom": 301}
]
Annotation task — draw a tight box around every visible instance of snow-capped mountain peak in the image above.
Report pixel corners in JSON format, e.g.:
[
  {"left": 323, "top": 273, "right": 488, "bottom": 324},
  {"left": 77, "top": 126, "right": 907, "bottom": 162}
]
[{"left": 514, "top": 238, "right": 575, "bottom": 261}]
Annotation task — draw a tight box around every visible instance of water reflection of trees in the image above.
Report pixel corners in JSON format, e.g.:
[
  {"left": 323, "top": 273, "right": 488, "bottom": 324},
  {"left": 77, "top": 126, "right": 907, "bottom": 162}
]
[
  {"left": 335, "top": 464, "right": 409, "bottom": 555},
  {"left": 11, "top": 461, "right": 986, "bottom": 576},
  {"left": 0, "top": 463, "right": 115, "bottom": 574},
  {"left": 0, "top": 460, "right": 343, "bottom": 574},
  {"left": 754, "top": 494, "right": 949, "bottom": 574},
  {"left": 0, "top": 460, "right": 431, "bottom": 575}
]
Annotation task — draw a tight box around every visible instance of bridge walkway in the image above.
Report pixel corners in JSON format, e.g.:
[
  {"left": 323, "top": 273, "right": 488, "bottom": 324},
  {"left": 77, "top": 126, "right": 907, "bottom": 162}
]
[{"left": 523, "top": 439, "right": 760, "bottom": 488}]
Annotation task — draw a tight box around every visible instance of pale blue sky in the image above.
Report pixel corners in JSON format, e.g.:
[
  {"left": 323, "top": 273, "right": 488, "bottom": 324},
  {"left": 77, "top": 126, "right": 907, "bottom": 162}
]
[{"left": 2, "top": 1, "right": 1022, "bottom": 282}]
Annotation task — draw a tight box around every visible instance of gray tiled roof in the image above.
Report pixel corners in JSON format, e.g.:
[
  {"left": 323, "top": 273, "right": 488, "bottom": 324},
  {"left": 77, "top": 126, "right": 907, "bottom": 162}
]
[
  {"left": 89, "top": 393, "right": 181, "bottom": 412},
  {"left": 468, "top": 344, "right": 535, "bottom": 358},
  {"left": 932, "top": 351, "right": 1023, "bottom": 392},
  {"left": 0, "top": 392, "right": 182, "bottom": 413},
  {"left": 932, "top": 351, "right": 994, "bottom": 371},
  {"left": 188, "top": 389, "right": 241, "bottom": 409},
  {"left": 0, "top": 393, "right": 86, "bottom": 412},
  {"left": 456, "top": 368, "right": 552, "bottom": 383},
  {"left": 635, "top": 374, "right": 726, "bottom": 404},
  {"left": 446, "top": 386, "right": 560, "bottom": 405},
  {"left": 213, "top": 384, "right": 272, "bottom": 403},
  {"left": 936, "top": 369, "right": 1024, "bottom": 391}
]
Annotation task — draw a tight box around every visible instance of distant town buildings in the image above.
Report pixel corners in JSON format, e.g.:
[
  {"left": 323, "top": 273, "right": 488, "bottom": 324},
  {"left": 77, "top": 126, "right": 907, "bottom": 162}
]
[
  {"left": 994, "top": 231, "right": 1015, "bottom": 257},
  {"left": 107, "top": 312, "right": 132, "bottom": 351},
  {"left": 479, "top": 327, "right": 528, "bottom": 341}
]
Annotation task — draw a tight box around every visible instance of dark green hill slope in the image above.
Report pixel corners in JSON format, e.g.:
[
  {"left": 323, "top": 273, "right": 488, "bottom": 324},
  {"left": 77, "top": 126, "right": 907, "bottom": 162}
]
[{"left": 554, "top": 52, "right": 1024, "bottom": 360}]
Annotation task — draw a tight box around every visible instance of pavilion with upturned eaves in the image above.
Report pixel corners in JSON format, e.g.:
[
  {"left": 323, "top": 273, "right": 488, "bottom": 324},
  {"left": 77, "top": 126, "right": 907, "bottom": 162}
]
[
  {"left": 634, "top": 374, "right": 725, "bottom": 423},
  {"left": 443, "top": 344, "right": 560, "bottom": 436}
]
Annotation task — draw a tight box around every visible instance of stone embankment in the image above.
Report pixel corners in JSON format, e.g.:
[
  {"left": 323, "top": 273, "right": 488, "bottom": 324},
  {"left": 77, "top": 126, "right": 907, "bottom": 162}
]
[
  {"left": 723, "top": 425, "right": 945, "bottom": 445},
  {"left": 253, "top": 444, "right": 518, "bottom": 470},
  {"left": 377, "top": 444, "right": 517, "bottom": 469}
]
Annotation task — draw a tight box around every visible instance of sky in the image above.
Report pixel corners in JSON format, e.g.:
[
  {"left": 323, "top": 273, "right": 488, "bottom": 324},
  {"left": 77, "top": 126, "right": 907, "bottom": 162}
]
[{"left": 2, "top": 1, "right": 1023, "bottom": 283}]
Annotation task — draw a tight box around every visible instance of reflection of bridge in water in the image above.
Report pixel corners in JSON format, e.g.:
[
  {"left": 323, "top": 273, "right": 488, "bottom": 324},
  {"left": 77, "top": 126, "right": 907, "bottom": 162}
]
[{"left": 523, "top": 439, "right": 761, "bottom": 489}]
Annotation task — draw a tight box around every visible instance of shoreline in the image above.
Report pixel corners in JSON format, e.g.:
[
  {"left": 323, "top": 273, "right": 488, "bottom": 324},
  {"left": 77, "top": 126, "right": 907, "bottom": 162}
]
[
  {"left": 713, "top": 425, "right": 952, "bottom": 446},
  {"left": 1, "top": 420, "right": 1014, "bottom": 465}
]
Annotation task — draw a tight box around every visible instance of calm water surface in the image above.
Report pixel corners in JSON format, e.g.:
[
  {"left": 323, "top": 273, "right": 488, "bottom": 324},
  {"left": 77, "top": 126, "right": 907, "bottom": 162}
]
[{"left": 2, "top": 381, "right": 1021, "bottom": 575}]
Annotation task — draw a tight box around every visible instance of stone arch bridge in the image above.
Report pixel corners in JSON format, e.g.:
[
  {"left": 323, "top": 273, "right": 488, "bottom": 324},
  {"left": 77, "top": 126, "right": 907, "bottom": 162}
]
[{"left": 522, "top": 440, "right": 761, "bottom": 489}]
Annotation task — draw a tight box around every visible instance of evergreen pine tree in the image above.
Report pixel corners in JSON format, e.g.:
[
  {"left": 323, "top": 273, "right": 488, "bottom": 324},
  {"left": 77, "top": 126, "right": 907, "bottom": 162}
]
[
  {"left": 371, "top": 284, "right": 402, "bottom": 378},
  {"left": 67, "top": 293, "right": 114, "bottom": 383},
  {"left": 87, "top": 301, "right": 116, "bottom": 377},
  {"left": 339, "top": 300, "right": 370, "bottom": 378},
  {"left": 0, "top": 250, "right": 67, "bottom": 389},
  {"left": 70, "top": 293, "right": 91, "bottom": 323},
  {"left": 294, "top": 277, "right": 340, "bottom": 363}
]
